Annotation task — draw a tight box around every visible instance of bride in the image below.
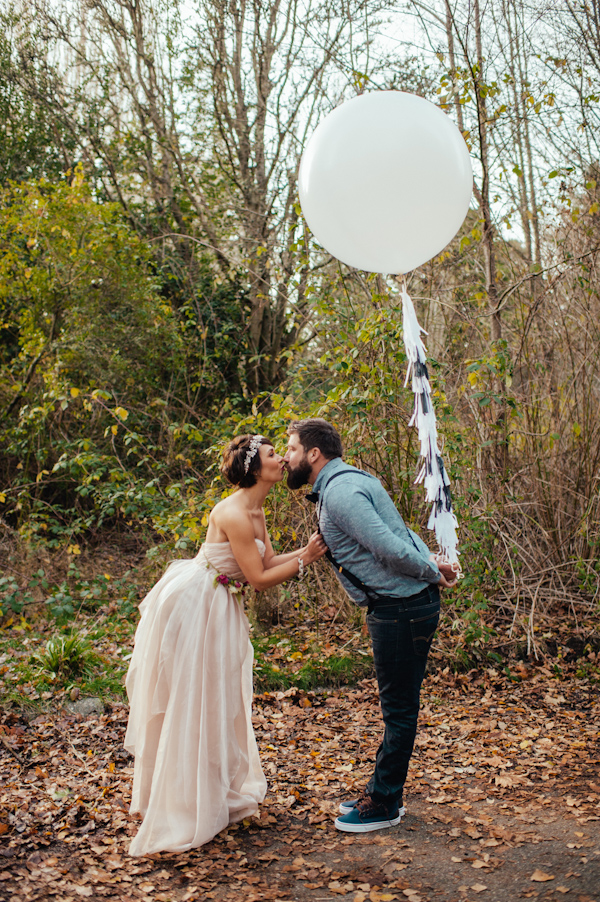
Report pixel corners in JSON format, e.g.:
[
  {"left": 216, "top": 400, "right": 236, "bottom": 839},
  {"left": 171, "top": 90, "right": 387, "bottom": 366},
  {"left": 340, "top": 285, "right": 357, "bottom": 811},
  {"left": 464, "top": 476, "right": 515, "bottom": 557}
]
[{"left": 124, "top": 434, "right": 326, "bottom": 856}]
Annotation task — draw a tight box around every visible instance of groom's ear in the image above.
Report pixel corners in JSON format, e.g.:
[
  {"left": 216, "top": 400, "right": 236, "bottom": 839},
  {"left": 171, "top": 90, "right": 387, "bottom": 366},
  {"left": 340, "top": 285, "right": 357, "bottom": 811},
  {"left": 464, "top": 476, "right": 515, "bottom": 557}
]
[{"left": 307, "top": 447, "right": 321, "bottom": 464}]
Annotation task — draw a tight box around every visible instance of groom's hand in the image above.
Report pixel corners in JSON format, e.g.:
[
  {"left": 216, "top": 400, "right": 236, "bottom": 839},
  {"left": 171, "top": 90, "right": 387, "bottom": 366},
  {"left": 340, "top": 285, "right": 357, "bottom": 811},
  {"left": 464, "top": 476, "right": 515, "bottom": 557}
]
[
  {"left": 432, "top": 554, "right": 460, "bottom": 586},
  {"left": 437, "top": 561, "right": 457, "bottom": 580},
  {"left": 438, "top": 572, "right": 458, "bottom": 589}
]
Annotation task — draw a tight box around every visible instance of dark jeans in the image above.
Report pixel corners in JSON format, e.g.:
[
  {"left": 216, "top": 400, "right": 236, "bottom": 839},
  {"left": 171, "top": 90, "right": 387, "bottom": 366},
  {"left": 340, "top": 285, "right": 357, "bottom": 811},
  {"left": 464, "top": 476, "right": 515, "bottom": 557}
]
[{"left": 365, "top": 585, "right": 440, "bottom": 809}]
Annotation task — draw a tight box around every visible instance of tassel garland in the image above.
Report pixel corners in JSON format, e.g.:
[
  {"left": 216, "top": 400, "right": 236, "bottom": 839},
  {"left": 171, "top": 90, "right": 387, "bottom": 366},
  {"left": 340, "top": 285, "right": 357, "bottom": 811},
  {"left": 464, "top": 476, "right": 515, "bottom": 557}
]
[{"left": 400, "top": 280, "right": 460, "bottom": 567}]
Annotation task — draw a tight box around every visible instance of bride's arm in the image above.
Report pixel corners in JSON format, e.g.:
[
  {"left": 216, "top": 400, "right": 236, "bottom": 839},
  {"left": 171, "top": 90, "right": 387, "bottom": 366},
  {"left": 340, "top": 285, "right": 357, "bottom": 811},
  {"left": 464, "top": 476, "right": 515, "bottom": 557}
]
[
  {"left": 223, "top": 512, "right": 326, "bottom": 591},
  {"left": 261, "top": 514, "right": 305, "bottom": 569}
]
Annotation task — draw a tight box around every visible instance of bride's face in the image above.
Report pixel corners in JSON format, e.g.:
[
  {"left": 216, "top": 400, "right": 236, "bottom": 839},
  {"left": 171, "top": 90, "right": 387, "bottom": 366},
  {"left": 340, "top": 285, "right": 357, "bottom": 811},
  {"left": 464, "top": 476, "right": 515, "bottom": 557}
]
[{"left": 257, "top": 443, "right": 285, "bottom": 484}]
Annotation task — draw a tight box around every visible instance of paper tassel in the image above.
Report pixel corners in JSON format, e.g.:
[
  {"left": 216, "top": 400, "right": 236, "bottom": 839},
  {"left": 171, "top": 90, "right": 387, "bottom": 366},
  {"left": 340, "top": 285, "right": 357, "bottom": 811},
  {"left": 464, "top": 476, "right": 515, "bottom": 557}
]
[{"left": 401, "top": 281, "right": 460, "bottom": 566}]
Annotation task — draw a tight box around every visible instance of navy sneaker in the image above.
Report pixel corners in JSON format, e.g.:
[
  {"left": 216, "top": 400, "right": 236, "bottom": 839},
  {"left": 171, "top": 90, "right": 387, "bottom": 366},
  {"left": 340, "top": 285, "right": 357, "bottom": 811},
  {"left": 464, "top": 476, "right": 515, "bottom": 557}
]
[
  {"left": 338, "top": 795, "right": 405, "bottom": 816},
  {"left": 335, "top": 794, "right": 404, "bottom": 833}
]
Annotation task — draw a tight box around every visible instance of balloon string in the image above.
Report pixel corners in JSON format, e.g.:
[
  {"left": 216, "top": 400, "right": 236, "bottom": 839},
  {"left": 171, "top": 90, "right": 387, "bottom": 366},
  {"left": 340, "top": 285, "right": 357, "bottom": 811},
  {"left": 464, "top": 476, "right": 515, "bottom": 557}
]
[{"left": 399, "top": 277, "right": 461, "bottom": 569}]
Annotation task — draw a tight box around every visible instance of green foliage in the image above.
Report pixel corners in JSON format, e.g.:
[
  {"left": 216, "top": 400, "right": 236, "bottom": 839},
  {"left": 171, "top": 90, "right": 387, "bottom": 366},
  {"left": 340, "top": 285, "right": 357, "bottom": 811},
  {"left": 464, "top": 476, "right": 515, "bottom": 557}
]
[
  {"left": 0, "top": 576, "right": 30, "bottom": 616},
  {"left": 42, "top": 563, "right": 140, "bottom": 623},
  {"left": 0, "top": 569, "right": 47, "bottom": 617},
  {"left": 0, "top": 171, "right": 204, "bottom": 542},
  {"left": 33, "top": 633, "right": 96, "bottom": 683},
  {"left": 0, "top": 167, "right": 180, "bottom": 395}
]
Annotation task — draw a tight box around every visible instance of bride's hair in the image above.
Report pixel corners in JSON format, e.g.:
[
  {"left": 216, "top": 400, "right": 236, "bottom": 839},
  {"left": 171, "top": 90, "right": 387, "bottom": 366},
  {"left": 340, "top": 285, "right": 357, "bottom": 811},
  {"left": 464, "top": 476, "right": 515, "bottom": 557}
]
[{"left": 221, "top": 435, "right": 274, "bottom": 488}]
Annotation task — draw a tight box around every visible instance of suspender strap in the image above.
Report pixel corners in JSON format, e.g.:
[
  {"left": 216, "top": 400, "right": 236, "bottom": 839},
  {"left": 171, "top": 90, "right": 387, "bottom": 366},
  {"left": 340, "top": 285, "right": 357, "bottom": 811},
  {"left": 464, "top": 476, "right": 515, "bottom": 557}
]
[{"left": 324, "top": 547, "right": 381, "bottom": 602}]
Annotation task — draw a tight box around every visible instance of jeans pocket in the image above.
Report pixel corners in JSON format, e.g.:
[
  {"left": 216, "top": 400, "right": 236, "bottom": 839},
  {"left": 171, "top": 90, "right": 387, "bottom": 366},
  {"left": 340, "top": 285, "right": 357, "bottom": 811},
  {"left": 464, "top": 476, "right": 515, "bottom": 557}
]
[{"left": 410, "top": 610, "right": 439, "bottom": 657}]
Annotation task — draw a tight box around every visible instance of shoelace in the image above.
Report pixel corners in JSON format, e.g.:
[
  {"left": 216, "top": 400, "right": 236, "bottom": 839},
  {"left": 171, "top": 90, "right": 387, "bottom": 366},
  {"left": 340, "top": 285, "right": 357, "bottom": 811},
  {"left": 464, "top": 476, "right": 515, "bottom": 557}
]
[{"left": 356, "top": 794, "right": 384, "bottom": 816}]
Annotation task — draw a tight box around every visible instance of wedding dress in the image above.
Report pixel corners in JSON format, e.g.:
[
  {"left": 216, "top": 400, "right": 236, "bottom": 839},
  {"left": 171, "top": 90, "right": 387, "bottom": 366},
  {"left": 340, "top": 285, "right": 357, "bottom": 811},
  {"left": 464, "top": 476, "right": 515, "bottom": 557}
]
[{"left": 124, "top": 540, "right": 267, "bottom": 856}]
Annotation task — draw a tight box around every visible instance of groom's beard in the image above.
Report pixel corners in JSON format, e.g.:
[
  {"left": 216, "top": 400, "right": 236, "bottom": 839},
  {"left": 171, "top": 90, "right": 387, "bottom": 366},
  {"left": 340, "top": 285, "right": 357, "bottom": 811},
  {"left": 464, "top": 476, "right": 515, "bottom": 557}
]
[{"left": 286, "top": 458, "right": 312, "bottom": 490}]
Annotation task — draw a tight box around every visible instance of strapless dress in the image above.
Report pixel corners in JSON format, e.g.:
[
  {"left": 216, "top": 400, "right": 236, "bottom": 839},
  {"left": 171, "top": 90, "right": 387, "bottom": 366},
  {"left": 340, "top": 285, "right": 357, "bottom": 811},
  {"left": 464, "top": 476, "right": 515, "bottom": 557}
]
[{"left": 124, "top": 540, "right": 267, "bottom": 855}]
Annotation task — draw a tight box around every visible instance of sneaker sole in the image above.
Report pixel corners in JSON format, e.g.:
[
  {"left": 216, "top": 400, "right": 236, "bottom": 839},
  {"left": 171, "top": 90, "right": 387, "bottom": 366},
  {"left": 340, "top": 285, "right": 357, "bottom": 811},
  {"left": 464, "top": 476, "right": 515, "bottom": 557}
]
[
  {"left": 334, "top": 811, "right": 403, "bottom": 833},
  {"left": 338, "top": 801, "right": 406, "bottom": 816}
]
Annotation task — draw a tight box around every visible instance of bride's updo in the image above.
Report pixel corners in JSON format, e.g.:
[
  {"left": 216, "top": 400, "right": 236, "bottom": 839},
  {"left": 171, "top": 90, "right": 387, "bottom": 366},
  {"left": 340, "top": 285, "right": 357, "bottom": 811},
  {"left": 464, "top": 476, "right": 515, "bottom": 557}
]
[{"left": 220, "top": 434, "right": 274, "bottom": 488}]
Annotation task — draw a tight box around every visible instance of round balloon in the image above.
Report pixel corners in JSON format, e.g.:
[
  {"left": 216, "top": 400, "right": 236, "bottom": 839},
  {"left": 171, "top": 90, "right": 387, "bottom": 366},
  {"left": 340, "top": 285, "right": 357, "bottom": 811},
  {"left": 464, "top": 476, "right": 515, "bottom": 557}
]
[{"left": 298, "top": 91, "right": 473, "bottom": 274}]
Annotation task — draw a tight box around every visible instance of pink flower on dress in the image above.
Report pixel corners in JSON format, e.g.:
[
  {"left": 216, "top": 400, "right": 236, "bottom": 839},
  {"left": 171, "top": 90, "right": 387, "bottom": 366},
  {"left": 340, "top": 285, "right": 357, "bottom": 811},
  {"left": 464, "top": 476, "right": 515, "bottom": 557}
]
[{"left": 212, "top": 572, "right": 248, "bottom": 597}]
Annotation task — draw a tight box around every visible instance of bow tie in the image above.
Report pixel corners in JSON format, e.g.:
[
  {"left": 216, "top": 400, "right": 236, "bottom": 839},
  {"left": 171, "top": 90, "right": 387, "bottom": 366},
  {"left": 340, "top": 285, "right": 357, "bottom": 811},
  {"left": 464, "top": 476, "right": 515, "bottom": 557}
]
[{"left": 305, "top": 491, "right": 319, "bottom": 504}]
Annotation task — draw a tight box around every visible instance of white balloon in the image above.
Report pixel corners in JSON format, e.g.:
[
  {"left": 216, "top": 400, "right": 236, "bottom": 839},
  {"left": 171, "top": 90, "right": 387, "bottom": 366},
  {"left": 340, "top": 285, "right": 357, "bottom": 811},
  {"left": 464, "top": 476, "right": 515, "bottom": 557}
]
[{"left": 298, "top": 91, "right": 473, "bottom": 274}]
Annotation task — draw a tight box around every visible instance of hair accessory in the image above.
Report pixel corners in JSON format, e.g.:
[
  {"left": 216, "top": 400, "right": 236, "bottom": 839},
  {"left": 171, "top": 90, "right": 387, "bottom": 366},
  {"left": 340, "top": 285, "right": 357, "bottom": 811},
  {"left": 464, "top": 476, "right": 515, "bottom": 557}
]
[{"left": 243, "top": 435, "right": 263, "bottom": 474}]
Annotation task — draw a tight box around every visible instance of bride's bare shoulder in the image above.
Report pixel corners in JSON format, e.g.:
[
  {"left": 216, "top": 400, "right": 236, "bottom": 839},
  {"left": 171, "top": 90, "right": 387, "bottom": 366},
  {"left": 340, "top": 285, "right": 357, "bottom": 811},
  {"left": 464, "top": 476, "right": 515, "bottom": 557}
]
[
  {"left": 206, "top": 492, "right": 251, "bottom": 542},
  {"left": 210, "top": 492, "right": 246, "bottom": 524}
]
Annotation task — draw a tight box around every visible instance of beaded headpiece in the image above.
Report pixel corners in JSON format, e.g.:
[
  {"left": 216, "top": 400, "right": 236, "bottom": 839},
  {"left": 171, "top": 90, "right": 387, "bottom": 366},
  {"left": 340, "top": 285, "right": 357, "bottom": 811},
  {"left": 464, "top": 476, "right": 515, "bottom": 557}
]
[{"left": 243, "top": 435, "right": 264, "bottom": 474}]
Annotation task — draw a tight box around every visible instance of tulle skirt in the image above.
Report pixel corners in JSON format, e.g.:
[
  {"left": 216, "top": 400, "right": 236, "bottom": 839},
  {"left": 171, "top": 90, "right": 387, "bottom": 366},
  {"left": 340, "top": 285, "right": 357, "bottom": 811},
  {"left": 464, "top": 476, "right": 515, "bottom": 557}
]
[{"left": 124, "top": 544, "right": 267, "bottom": 856}]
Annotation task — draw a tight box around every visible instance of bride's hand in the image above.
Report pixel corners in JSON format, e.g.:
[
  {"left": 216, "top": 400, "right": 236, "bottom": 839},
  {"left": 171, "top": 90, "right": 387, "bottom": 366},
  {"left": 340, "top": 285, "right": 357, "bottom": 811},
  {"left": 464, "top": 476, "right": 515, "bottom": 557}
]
[{"left": 302, "top": 531, "right": 328, "bottom": 564}]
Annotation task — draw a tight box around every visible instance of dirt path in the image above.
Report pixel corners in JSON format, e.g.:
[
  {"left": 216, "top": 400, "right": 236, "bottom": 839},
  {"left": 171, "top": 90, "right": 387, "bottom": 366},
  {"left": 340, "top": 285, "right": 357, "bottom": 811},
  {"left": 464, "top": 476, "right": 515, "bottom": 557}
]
[{"left": 1, "top": 668, "right": 598, "bottom": 901}]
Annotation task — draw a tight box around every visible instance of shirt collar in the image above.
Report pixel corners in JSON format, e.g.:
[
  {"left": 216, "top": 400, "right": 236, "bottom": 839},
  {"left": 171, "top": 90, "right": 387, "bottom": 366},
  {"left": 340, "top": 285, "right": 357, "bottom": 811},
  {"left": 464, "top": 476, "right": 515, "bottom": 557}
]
[{"left": 311, "top": 456, "right": 346, "bottom": 496}]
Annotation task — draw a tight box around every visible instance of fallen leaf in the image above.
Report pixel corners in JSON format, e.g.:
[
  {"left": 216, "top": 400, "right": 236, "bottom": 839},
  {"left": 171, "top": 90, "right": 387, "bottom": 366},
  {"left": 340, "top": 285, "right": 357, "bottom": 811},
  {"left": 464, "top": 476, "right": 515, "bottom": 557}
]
[
  {"left": 495, "top": 774, "right": 514, "bottom": 787},
  {"left": 471, "top": 885, "right": 487, "bottom": 893},
  {"left": 531, "top": 869, "right": 555, "bottom": 882}
]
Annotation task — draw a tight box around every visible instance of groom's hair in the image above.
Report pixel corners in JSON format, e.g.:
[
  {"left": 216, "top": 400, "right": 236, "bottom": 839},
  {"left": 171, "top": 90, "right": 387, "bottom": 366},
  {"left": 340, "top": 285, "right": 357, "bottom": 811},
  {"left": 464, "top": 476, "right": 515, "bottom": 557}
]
[{"left": 287, "top": 418, "right": 343, "bottom": 460}]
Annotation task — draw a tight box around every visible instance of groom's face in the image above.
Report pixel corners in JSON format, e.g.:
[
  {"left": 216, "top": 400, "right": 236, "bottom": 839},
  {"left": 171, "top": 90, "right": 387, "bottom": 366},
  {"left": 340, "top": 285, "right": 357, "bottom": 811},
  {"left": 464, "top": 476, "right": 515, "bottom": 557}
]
[{"left": 284, "top": 433, "right": 313, "bottom": 490}]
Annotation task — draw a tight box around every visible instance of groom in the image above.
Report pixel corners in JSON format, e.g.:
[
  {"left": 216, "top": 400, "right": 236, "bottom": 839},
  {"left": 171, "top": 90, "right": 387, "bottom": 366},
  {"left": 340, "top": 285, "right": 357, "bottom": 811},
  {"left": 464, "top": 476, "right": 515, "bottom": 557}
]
[{"left": 283, "top": 418, "right": 458, "bottom": 834}]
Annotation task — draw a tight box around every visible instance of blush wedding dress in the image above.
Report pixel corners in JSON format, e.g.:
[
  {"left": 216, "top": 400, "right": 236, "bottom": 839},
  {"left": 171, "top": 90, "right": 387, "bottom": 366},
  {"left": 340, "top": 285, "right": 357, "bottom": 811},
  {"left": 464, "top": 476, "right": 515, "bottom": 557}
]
[{"left": 124, "top": 540, "right": 267, "bottom": 856}]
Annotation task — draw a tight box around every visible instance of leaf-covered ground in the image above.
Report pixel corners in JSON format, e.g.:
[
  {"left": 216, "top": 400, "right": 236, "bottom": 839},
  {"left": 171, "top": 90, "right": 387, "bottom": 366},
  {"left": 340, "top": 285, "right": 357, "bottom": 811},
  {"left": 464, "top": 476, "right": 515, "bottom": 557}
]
[{"left": 1, "top": 664, "right": 599, "bottom": 902}]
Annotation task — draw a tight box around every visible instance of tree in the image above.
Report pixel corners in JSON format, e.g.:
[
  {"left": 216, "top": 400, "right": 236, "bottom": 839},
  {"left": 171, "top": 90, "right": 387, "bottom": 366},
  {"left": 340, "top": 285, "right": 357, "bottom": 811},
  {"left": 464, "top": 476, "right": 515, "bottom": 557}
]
[
  {"left": 12, "top": 0, "right": 388, "bottom": 397},
  {"left": 0, "top": 7, "right": 76, "bottom": 182}
]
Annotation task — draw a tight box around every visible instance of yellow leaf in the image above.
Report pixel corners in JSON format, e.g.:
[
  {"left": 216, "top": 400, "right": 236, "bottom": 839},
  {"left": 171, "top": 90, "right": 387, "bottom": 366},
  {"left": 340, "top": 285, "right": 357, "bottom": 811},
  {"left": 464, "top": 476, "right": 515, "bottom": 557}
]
[
  {"left": 589, "top": 201, "right": 599, "bottom": 214},
  {"left": 114, "top": 406, "right": 129, "bottom": 421},
  {"left": 111, "top": 424, "right": 118, "bottom": 435},
  {"left": 70, "top": 387, "right": 80, "bottom": 397},
  {"left": 0, "top": 493, "right": 5, "bottom": 503}
]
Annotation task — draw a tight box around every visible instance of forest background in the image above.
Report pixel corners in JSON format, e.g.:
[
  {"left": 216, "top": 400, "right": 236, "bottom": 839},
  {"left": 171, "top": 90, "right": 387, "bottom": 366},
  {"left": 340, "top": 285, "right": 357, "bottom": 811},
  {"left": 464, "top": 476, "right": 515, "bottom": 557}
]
[{"left": 0, "top": 0, "right": 599, "bottom": 702}]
